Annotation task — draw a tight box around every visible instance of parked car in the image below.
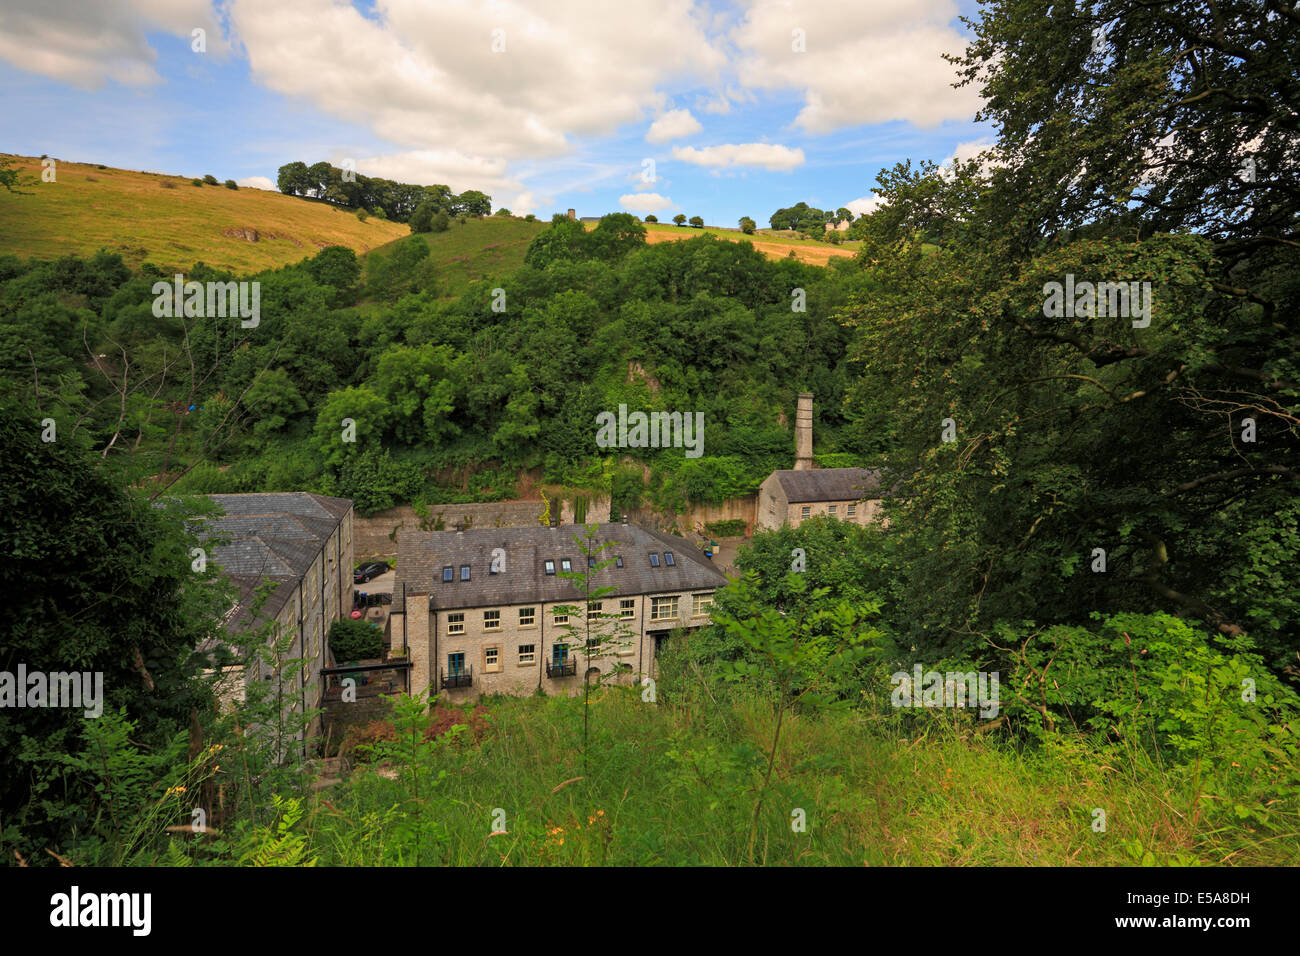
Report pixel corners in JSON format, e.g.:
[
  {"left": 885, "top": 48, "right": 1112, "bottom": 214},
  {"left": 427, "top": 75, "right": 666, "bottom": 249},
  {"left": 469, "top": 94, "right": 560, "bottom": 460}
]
[{"left": 354, "top": 561, "right": 390, "bottom": 584}]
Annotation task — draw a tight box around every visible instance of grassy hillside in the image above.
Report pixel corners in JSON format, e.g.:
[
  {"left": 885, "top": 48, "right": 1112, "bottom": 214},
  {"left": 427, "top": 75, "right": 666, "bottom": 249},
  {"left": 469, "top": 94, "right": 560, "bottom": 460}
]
[
  {"left": 361, "top": 216, "right": 546, "bottom": 300},
  {"left": 600, "top": 220, "right": 858, "bottom": 265},
  {"left": 0, "top": 154, "right": 409, "bottom": 273}
]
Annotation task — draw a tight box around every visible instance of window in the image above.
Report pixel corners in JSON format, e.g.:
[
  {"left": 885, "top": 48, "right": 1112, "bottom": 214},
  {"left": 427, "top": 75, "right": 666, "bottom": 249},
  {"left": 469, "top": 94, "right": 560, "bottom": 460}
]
[
  {"left": 692, "top": 593, "right": 713, "bottom": 617},
  {"left": 651, "top": 596, "right": 678, "bottom": 621},
  {"left": 553, "top": 609, "right": 569, "bottom": 625},
  {"left": 664, "top": 551, "right": 675, "bottom": 566},
  {"left": 447, "top": 612, "right": 465, "bottom": 635},
  {"left": 619, "top": 599, "right": 635, "bottom": 619},
  {"left": 552, "top": 643, "right": 569, "bottom": 664},
  {"left": 518, "top": 644, "right": 536, "bottom": 665},
  {"left": 649, "top": 553, "right": 660, "bottom": 568},
  {"left": 828, "top": 504, "right": 836, "bottom": 516},
  {"left": 653, "top": 634, "right": 669, "bottom": 658},
  {"left": 588, "top": 601, "right": 603, "bottom": 621},
  {"left": 561, "top": 558, "right": 572, "bottom": 572},
  {"left": 485, "top": 646, "right": 501, "bottom": 672},
  {"left": 442, "top": 566, "right": 454, "bottom": 582},
  {"left": 615, "top": 555, "right": 624, "bottom": 568},
  {"left": 801, "top": 506, "right": 811, "bottom": 519},
  {"left": 519, "top": 607, "right": 536, "bottom": 628},
  {"left": 588, "top": 556, "right": 596, "bottom": 568},
  {"left": 847, "top": 503, "right": 856, "bottom": 518},
  {"left": 484, "top": 609, "right": 501, "bottom": 630},
  {"left": 460, "top": 564, "right": 471, "bottom": 581},
  {"left": 544, "top": 559, "right": 556, "bottom": 575},
  {"left": 448, "top": 652, "right": 465, "bottom": 676}
]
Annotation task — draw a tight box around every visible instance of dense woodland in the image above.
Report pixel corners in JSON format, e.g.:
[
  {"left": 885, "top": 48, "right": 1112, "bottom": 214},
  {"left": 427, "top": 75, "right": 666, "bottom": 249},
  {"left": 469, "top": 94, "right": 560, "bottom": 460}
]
[{"left": 0, "top": 0, "right": 1296, "bottom": 866}]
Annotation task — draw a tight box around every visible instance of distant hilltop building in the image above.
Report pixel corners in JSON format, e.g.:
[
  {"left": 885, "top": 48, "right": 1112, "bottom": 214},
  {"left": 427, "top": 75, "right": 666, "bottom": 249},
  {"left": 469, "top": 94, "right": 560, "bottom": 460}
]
[
  {"left": 567, "top": 208, "right": 576, "bottom": 219},
  {"left": 824, "top": 219, "right": 851, "bottom": 232},
  {"left": 758, "top": 392, "right": 886, "bottom": 530}
]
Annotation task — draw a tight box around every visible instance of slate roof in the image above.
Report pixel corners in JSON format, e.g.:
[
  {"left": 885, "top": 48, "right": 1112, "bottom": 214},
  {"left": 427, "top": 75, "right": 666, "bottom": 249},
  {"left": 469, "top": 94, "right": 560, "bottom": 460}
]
[
  {"left": 767, "top": 467, "right": 884, "bottom": 503},
  {"left": 392, "top": 522, "right": 728, "bottom": 614},
  {"left": 197, "top": 493, "right": 351, "bottom": 641}
]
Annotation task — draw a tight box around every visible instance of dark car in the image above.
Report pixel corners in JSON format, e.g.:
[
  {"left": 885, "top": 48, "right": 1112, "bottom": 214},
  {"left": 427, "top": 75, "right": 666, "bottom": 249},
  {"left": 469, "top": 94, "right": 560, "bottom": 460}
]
[{"left": 354, "top": 561, "right": 390, "bottom": 584}]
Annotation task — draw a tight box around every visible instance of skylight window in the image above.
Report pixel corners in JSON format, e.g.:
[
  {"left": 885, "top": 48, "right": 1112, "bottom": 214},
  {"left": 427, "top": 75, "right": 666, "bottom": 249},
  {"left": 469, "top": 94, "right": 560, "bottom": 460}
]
[
  {"left": 544, "top": 560, "right": 556, "bottom": 575},
  {"left": 442, "top": 566, "right": 453, "bottom": 583},
  {"left": 561, "top": 558, "right": 572, "bottom": 572},
  {"left": 649, "top": 553, "right": 660, "bottom": 568},
  {"left": 460, "top": 565, "right": 470, "bottom": 581},
  {"left": 616, "top": 556, "right": 624, "bottom": 568},
  {"left": 664, "top": 551, "right": 675, "bottom": 566}
]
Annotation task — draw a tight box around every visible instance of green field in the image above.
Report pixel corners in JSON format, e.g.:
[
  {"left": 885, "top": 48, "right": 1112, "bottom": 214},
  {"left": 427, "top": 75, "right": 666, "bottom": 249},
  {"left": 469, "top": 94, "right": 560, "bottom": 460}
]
[
  {"left": 361, "top": 216, "right": 546, "bottom": 300},
  {"left": 0, "top": 154, "right": 410, "bottom": 273}
]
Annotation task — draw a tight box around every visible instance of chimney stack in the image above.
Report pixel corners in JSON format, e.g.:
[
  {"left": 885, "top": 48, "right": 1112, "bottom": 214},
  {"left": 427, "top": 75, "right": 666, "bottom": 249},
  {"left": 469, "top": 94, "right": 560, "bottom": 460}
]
[
  {"left": 567, "top": 208, "right": 576, "bottom": 220},
  {"left": 794, "top": 392, "right": 814, "bottom": 470}
]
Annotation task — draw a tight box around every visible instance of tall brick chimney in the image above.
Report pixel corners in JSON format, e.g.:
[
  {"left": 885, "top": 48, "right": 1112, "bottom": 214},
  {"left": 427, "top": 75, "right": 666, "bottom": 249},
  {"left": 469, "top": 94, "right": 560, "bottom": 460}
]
[
  {"left": 794, "top": 392, "right": 814, "bottom": 470},
  {"left": 567, "top": 208, "right": 576, "bottom": 220}
]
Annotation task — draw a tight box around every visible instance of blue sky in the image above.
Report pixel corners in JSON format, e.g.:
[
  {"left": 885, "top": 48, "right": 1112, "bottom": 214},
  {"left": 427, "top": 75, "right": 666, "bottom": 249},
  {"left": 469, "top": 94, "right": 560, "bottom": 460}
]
[{"left": 0, "top": 0, "right": 993, "bottom": 227}]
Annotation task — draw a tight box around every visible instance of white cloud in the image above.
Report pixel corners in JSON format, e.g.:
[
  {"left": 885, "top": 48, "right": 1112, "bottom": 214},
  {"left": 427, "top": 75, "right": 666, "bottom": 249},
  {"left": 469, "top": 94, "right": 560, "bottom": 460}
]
[
  {"left": 646, "top": 108, "right": 702, "bottom": 143},
  {"left": 617, "top": 192, "right": 677, "bottom": 212},
  {"left": 0, "top": 0, "right": 227, "bottom": 88},
  {"left": 845, "top": 195, "right": 885, "bottom": 217},
  {"left": 731, "top": 0, "right": 980, "bottom": 131},
  {"left": 237, "top": 175, "right": 276, "bottom": 191},
  {"left": 671, "top": 143, "right": 805, "bottom": 171},
  {"left": 228, "top": 0, "right": 723, "bottom": 162}
]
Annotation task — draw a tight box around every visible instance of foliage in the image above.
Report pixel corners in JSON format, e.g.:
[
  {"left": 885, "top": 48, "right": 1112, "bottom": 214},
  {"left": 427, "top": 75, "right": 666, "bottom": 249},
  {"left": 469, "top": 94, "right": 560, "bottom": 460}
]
[{"left": 329, "top": 618, "right": 384, "bottom": 662}]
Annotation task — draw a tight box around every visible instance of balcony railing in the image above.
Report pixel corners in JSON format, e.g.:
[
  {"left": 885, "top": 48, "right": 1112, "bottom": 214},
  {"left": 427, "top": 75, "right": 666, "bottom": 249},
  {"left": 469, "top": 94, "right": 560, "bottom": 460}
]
[
  {"left": 440, "top": 666, "right": 473, "bottom": 689},
  {"left": 546, "top": 658, "right": 577, "bottom": 678}
]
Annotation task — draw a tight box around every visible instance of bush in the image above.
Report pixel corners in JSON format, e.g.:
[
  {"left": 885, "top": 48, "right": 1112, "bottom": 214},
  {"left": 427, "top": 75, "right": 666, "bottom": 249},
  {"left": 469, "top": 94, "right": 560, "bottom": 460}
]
[
  {"left": 329, "top": 617, "right": 383, "bottom": 662},
  {"left": 409, "top": 201, "right": 434, "bottom": 233},
  {"left": 431, "top": 211, "right": 451, "bottom": 233},
  {"left": 524, "top": 213, "right": 536, "bottom": 222},
  {"left": 705, "top": 518, "right": 747, "bottom": 537},
  {"left": 357, "top": 209, "right": 368, "bottom": 221},
  {"left": 645, "top": 215, "right": 658, "bottom": 223},
  {"left": 224, "top": 179, "right": 238, "bottom": 190},
  {"left": 203, "top": 174, "right": 219, "bottom": 185},
  {"left": 191, "top": 178, "right": 203, "bottom": 186}
]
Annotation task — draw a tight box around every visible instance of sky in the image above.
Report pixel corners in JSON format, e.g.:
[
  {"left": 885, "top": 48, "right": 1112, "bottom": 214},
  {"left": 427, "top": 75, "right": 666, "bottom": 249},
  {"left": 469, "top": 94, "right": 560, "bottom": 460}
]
[{"left": 0, "top": 0, "right": 994, "bottom": 227}]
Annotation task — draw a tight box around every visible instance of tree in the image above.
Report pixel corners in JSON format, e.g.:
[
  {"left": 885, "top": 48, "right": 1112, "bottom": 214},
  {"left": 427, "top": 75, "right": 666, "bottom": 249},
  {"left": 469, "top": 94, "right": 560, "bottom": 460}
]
[
  {"left": 409, "top": 201, "right": 434, "bottom": 233},
  {"left": 0, "top": 397, "right": 229, "bottom": 861},
  {"left": 834, "top": 207, "right": 851, "bottom": 222},
  {"left": 689, "top": 216, "right": 704, "bottom": 228},
  {"left": 587, "top": 212, "right": 647, "bottom": 261},
  {"left": 739, "top": 216, "right": 756, "bottom": 234},
  {"left": 430, "top": 210, "right": 450, "bottom": 233},
  {"left": 453, "top": 189, "right": 492, "bottom": 217},
  {"left": 494, "top": 208, "right": 512, "bottom": 217},
  {"left": 672, "top": 214, "right": 687, "bottom": 226},
  {"left": 644, "top": 214, "right": 658, "bottom": 223}
]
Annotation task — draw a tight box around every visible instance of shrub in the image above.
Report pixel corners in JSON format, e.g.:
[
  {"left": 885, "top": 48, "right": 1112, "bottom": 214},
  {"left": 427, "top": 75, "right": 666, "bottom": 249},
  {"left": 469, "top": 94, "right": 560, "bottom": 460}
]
[
  {"left": 224, "top": 179, "right": 238, "bottom": 190},
  {"left": 645, "top": 214, "right": 658, "bottom": 223},
  {"left": 203, "top": 174, "right": 219, "bottom": 185},
  {"left": 329, "top": 617, "right": 383, "bottom": 662},
  {"left": 705, "top": 518, "right": 747, "bottom": 537},
  {"left": 356, "top": 209, "right": 369, "bottom": 221},
  {"left": 431, "top": 211, "right": 451, "bottom": 233},
  {"left": 524, "top": 213, "right": 536, "bottom": 222},
  {"left": 192, "top": 178, "right": 203, "bottom": 186}
]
